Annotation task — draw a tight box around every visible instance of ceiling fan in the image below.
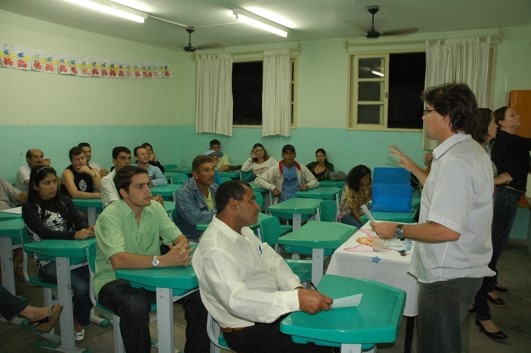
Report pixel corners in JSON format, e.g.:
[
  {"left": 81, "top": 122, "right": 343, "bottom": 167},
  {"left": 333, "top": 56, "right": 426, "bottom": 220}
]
[
  {"left": 183, "top": 26, "right": 223, "bottom": 52},
  {"left": 363, "top": 6, "right": 418, "bottom": 39}
]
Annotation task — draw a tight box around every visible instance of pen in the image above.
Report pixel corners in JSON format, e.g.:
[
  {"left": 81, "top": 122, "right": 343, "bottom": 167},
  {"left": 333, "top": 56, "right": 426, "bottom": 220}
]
[{"left": 308, "top": 281, "right": 318, "bottom": 291}]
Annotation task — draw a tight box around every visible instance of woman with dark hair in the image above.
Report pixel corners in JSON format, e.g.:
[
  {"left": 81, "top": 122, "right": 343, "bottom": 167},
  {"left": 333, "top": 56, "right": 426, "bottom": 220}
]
[
  {"left": 22, "top": 166, "right": 94, "bottom": 341},
  {"left": 306, "top": 148, "right": 334, "bottom": 181},
  {"left": 488, "top": 106, "right": 531, "bottom": 303},
  {"left": 241, "top": 143, "right": 277, "bottom": 177},
  {"left": 338, "top": 165, "right": 372, "bottom": 229},
  {"left": 141, "top": 142, "right": 165, "bottom": 173},
  {"left": 470, "top": 108, "right": 513, "bottom": 339}
]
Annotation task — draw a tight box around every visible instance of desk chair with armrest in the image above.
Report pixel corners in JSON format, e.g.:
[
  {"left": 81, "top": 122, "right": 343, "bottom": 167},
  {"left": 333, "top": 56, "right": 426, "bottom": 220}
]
[
  {"left": 258, "top": 215, "right": 311, "bottom": 283},
  {"left": 170, "top": 173, "right": 189, "bottom": 185},
  {"left": 207, "top": 313, "right": 230, "bottom": 353},
  {"left": 86, "top": 242, "right": 159, "bottom": 353}
]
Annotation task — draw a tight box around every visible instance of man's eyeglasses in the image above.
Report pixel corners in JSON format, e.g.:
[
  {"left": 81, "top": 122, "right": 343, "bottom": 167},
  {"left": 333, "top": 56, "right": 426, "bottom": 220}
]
[{"left": 423, "top": 109, "right": 436, "bottom": 116}]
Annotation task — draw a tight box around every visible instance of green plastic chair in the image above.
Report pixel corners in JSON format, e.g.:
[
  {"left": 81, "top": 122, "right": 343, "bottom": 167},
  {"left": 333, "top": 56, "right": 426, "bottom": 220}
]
[
  {"left": 319, "top": 199, "right": 338, "bottom": 222},
  {"left": 170, "top": 173, "right": 189, "bottom": 184},
  {"left": 254, "top": 191, "right": 264, "bottom": 210},
  {"left": 87, "top": 242, "right": 157, "bottom": 352}
]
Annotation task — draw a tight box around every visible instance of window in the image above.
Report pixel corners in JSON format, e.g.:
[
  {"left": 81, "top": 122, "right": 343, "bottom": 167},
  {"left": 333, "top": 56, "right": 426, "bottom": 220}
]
[
  {"left": 349, "top": 52, "right": 425, "bottom": 130},
  {"left": 232, "top": 60, "right": 296, "bottom": 126}
]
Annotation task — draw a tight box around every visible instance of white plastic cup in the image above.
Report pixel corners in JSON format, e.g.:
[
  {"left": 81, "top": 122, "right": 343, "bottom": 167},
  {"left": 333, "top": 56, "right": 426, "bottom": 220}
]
[{"left": 372, "top": 237, "right": 386, "bottom": 252}]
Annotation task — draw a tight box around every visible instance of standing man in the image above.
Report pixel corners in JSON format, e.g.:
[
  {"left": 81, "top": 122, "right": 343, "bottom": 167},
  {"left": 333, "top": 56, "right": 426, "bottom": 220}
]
[
  {"left": 134, "top": 146, "right": 167, "bottom": 186},
  {"left": 78, "top": 142, "right": 109, "bottom": 177},
  {"left": 255, "top": 144, "right": 318, "bottom": 203},
  {"left": 100, "top": 146, "right": 131, "bottom": 207},
  {"left": 209, "top": 139, "right": 231, "bottom": 171},
  {"left": 193, "top": 180, "right": 333, "bottom": 353},
  {"left": 16, "top": 148, "right": 48, "bottom": 193},
  {"left": 174, "top": 155, "right": 218, "bottom": 241},
  {"left": 61, "top": 146, "right": 101, "bottom": 199},
  {"left": 371, "top": 83, "right": 495, "bottom": 353},
  {"left": 94, "top": 166, "right": 209, "bottom": 353}
]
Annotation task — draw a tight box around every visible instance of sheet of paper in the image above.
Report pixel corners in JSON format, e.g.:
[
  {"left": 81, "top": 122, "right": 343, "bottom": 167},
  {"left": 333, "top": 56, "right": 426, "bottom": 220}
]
[
  {"left": 0, "top": 207, "right": 22, "bottom": 214},
  {"left": 331, "top": 293, "right": 363, "bottom": 309},
  {"left": 360, "top": 204, "right": 375, "bottom": 222}
]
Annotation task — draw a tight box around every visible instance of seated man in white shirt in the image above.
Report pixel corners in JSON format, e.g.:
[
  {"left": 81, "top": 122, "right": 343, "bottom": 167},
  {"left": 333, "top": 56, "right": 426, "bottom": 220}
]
[
  {"left": 134, "top": 146, "right": 167, "bottom": 186},
  {"left": 0, "top": 178, "right": 27, "bottom": 210},
  {"left": 101, "top": 146, "right": 164, "bottom": 208},
  {"left": 15, "top": 148, "right": 48, "bottom": 193},
  {"left": 78, "top": 142, "right": 109, "bottom": 177},
  {"left": 101, "top": 146, "right": 131, "bottom": 207},
  {"left": 192, "top": 180, "right": 333, "bottom": 353}
]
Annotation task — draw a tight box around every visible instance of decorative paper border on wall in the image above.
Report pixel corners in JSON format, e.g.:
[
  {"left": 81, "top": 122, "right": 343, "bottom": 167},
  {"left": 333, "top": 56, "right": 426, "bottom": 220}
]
[{"left": 0, "top": 44, "right": 171, "bottom": 79}]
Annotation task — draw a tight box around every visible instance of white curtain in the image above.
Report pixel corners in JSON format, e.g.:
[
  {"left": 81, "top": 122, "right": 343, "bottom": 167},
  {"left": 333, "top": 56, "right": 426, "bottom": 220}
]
[
  {"left": 195, "top": 54, "right": 233, "bottom": 136},
  {"left": 262, "top": 49, "right": 291, "bottom": 137},
  {"left": 423, "top": 37, "right": 491, "bottom": 149}
]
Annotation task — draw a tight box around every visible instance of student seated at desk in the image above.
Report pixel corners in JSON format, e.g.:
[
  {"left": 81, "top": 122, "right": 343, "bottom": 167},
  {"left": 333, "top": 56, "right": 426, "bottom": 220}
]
[
  {"left": 338, "top": 165, "right": 372, "bottom": 229},
  {"left": 174, "top": 155, "right": 218, "bottom": 241},
  {"left": 61, "top": 146, "right": 101, "bottom": 199},
  {"left": 255, "top": 144, "right": 318, "bottom": 203},
  {"left": 240, "top": 143, "right": 277, "bottom": 179},
  {"left": 94, "top": 166, "right": 209, "bottom": 353},
  {"left": 193, "top": 180, "right": 333, "bottom": 353},
  {"left": 15, "top": 148, "right": 49, "bottom": 193},
  {"left": 102, "top": 146, "right": 164, "bottom": 208},
  {"left": 141, "top": 142, "right": 165, "bottom": 173},
  {"left": 0, "top": 284, "right": 63, "bottom": 332},
  {"left": 134, "top": 146, "right": 167, "bottom": 186},
  {"left": 0, "top": 177, "right": 27, "bottom": 279},
  {"left": 23, "top": 166, "right": 94, "bottom": 341},
  {"left": 78, "top": 142, "right": 109, "bottom": 177},
  {"left": 209, "top": 139, "right": 231, "bottom": 172},
  {"left": 306, "top": 148, "right": 334, "bottom": 181}
]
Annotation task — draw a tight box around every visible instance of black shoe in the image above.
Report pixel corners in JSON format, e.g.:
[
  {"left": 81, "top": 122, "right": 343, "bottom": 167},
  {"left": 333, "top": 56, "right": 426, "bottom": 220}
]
[
  {"left": 494, "top": 284, "right": 509, "bottom": 293},
  {"left": 475, "top": 320, "right": 508, "bottom": 339},
  {"left": 487, "top": 294, "right": 507, "bottom": 306}
]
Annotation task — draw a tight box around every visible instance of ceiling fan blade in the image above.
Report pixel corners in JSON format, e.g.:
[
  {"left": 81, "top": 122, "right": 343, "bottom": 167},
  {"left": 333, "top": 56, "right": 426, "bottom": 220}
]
[
  {"left": 382, "top": 27, "right": 419, "bottom": 36},
  {"left": 196, "top": 43, "right": 224, "bottom": 50}
]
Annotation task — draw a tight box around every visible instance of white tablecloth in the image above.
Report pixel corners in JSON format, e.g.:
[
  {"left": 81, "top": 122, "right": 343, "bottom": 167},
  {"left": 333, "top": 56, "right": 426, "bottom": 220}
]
[{"left": 326, "top": 223, "right": 419, "bottom": 317}]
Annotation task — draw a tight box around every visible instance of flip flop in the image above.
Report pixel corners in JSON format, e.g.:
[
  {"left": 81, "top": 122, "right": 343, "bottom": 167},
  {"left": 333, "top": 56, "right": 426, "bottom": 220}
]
[{"left": 31, "top": 303, "right": 63, "bottom": 332}]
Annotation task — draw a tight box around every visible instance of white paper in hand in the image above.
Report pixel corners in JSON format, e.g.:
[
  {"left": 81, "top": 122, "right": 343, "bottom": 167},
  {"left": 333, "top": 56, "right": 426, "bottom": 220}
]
[
  {"left": 331, "top": 293, "right": 363, "bottom": 309},
  {"left": 361, "top": 204, "right": 375, "bottom": 222}
]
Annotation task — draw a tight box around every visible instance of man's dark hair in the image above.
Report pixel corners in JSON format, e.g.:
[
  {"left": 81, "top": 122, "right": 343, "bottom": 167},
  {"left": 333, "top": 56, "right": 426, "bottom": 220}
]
[
  {"left": 113, "top": 165, "right": 148, "bottom": 198},
  {"left": 68, "top": 146, "right": 85, "bottom": 161},
  {"left": 192, "top": 155, "right": 213, "bottom": 172},
  {"left": 421, "top": 83, "right": 478, "bottom": 135},
  {"left": 215, "top": 180, "right": 250, "bottom": 213},
  {"left": 78, "top": 142, "right": 91, "bottom": 148},
  {"left": 209, "top": 139, "right": 221, "bottom": 148},
  {"left": 133, "top": 146, "right": 145, "bottom": 157},
  {"left": 112, "top": 146, "right": 131, "bottom": 159}
]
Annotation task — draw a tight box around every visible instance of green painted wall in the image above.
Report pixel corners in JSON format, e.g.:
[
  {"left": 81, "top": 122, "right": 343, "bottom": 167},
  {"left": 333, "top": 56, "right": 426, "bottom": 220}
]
[{"left": 1, "top": 10, "right": 529, "bottom": 239}]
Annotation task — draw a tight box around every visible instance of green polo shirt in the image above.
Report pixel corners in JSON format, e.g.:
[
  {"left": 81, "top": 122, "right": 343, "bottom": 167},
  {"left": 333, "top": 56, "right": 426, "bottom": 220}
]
[{"left": 94, "top": 199, "right": 181, "bottom": 296}]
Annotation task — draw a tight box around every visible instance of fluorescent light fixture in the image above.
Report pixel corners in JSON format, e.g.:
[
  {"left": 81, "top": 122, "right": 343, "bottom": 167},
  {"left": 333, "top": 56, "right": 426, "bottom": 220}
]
[
  {"left": 371, "top": 70, "right": 384, "bottom": 77},
  {"left": 233, "top": 9, "right": 289, "bottom": 37},
  {"left": 66, "top": 0, "right": 148, "bottom": 23}
]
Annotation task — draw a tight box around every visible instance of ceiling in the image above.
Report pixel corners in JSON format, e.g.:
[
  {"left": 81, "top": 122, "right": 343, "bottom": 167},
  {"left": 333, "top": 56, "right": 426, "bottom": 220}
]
[{"left": 1, "top": 0, "right": 530, "bottom": 52}]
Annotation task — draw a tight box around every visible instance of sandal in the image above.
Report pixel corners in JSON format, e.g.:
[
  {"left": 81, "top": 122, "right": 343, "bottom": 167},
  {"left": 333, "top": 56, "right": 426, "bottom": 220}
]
[
  {"left": 31, "top": 303, "right": 63, "bottom": 332},
  {"left": 75, "top": 328, "right": 85, "bottom": 341}
]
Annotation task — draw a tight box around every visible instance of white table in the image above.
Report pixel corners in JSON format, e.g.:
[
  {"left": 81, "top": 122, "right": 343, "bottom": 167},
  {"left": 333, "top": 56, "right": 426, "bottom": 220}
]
[{"left": 326, "top": 222, "right": 418, "bottom": 353}]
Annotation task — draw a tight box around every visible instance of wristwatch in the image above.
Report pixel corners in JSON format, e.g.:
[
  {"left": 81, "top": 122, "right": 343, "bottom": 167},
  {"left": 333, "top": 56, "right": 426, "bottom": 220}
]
[
  {"left": 91, "top": 172, "right": 96, "bottom": 177},
  {"left": 394, "top": 224, "right": 405, "bottom": 241},
  {"left": 152, "top": 255, "right": 160, "bottom": 268}
]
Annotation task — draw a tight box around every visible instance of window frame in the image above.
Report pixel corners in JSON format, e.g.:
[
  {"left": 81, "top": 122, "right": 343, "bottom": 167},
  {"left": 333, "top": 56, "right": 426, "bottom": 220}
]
[{"left": 348, "top": 50, "right": 426, "bottom": 132}]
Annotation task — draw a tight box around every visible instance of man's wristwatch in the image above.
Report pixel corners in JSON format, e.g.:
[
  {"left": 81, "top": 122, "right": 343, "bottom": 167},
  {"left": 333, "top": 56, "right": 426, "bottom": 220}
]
[
  {"left": 394, "top": 224, "right": 405, "bottom": 241},
  {"left": 90, "top": 172, "right": 96, "bottom": 177},
  {"left": 152, "top": 255, "right": 160, "bottom": 268}
]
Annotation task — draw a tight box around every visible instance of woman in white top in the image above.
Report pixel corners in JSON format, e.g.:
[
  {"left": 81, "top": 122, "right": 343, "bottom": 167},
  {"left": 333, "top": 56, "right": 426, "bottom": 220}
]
[{"left": 241, "top": 143, "right": 277, "bottom": 179}]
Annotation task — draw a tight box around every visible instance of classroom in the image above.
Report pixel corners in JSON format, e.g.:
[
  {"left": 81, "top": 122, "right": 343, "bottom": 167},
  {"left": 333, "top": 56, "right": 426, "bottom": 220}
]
[{"left": 1, "top": 1, "right": 530, "bottom": 352}]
